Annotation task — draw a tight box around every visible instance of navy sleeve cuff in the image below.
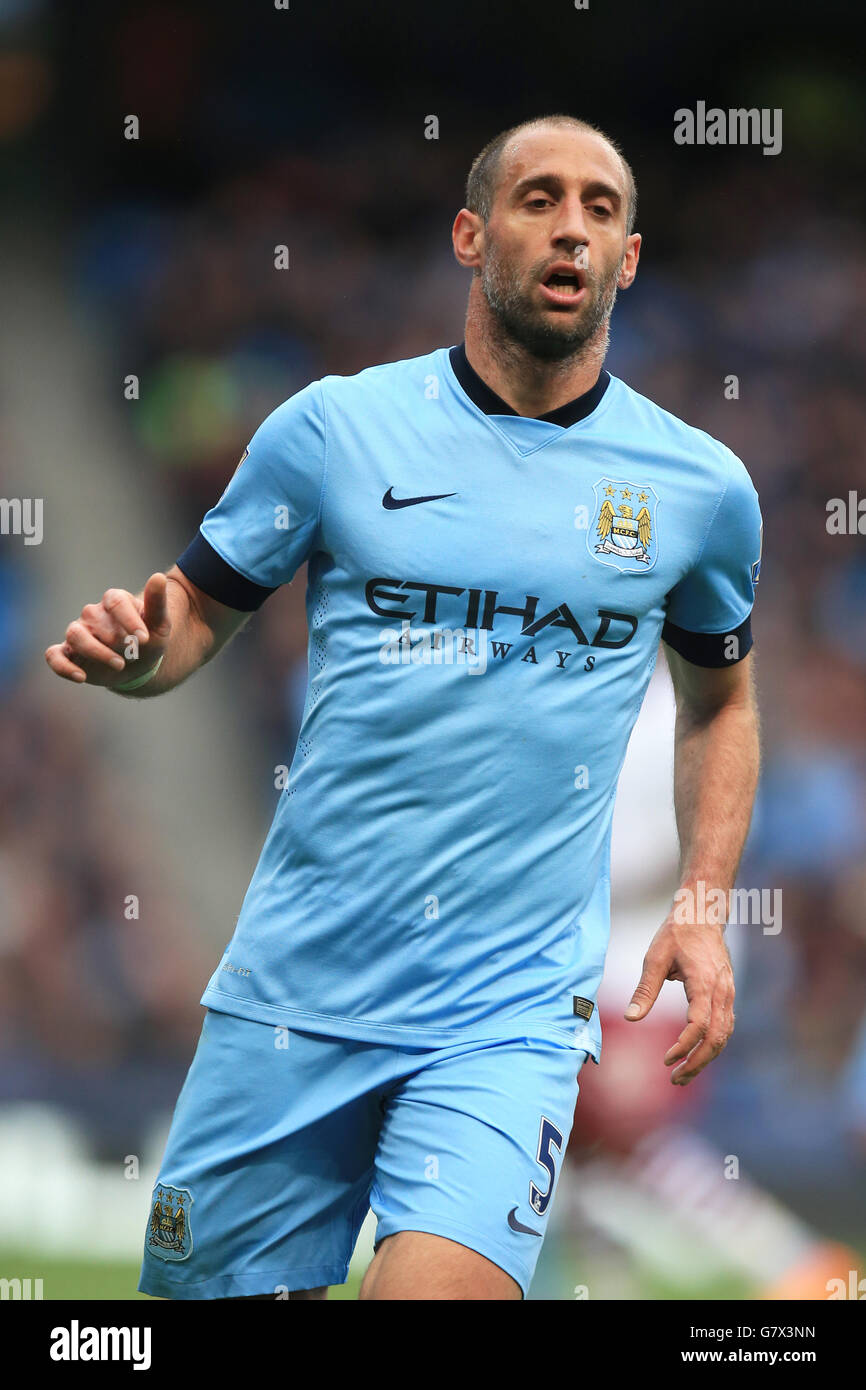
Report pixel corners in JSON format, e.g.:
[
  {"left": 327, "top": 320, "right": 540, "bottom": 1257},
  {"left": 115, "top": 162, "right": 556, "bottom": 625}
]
[
  {"left": 175, "top": 532, "right": 277, "bottom": 612},
  {"left": 662, "top": 614, "right": 753, "bottom": 667}
]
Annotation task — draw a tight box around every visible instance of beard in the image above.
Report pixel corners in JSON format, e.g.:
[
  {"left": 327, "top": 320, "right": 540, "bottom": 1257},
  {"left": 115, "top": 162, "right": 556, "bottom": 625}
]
[{"left": 480, "top": 243, "right": 621, "bottom": 362}]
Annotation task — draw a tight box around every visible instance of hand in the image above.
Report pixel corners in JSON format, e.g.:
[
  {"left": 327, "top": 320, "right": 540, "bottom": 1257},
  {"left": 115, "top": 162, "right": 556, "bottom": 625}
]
[
  {"left": 624, "top": 912, "right": 735, "bottom": 1085},
  {"left": 45, "top": 573, "right": 171, "bottom": 688}
]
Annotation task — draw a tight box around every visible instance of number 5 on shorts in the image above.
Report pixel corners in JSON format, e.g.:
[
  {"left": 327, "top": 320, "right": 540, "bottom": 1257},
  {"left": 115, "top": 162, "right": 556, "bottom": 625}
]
[{"left": 529, "top": 1116, "right": 564, "bottom": 1217}]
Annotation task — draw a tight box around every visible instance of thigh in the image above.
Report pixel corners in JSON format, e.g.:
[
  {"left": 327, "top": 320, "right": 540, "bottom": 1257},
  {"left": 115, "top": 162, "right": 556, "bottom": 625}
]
[
  {"left": 368, "top": 1036, "right": 589, "bottom": 1299},
  {"left": 139, "top": 1010, "right": 387, "bottom": 1300},
  {"left": 360, "top": 1230, "right": 521, "bottom": 1300}
]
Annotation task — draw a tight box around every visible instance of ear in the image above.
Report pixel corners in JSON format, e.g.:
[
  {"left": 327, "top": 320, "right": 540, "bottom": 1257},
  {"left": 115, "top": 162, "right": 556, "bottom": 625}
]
[
  {"left": 452, "top": 208, "right": 485, "bottom": 270},
  {"left": 617, "top": 232, "right": 641, "bottom": 289}
]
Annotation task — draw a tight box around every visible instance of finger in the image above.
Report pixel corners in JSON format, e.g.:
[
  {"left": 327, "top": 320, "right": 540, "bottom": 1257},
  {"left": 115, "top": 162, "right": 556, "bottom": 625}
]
[
  {"left": 102, "top": 589, "right": 148, "bottom": 642},
  {"left": 670, "top": 1028, "right": 729, "bottom": 1085},
  {"left": 65, "top": 620, "right": 127, "bottom": 670},
  {"left": 45, "top": 643, "right": 88, "bottom": 683},
  {"left": 670, "top": 987, "right": 731, "bottom": 1084},
  {"left": 664, "top": 992, "right": 712, "bottom": 1065},
  {"left": 625, "top": 954, "right": 668, "bottom": 1020},
  {"left": 141, "top": 573, "right": 171, "bottom": 640},
  {"left": 80, "top": 602, "right": 127, "bottom": 647}
]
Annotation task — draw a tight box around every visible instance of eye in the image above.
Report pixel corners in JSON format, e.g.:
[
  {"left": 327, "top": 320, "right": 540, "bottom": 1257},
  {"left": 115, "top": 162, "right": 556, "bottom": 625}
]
[
  {"left": 589, "top": 204, "right": 612, "bottom": 218},
  {"left": 526, "top": 196, "right": 553, "bottom": 209}
]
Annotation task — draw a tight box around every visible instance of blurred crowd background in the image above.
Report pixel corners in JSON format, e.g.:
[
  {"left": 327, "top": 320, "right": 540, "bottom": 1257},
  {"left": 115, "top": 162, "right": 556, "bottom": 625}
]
[{"left": 0, "top": 0, "right": 864, "bottom": 1297}]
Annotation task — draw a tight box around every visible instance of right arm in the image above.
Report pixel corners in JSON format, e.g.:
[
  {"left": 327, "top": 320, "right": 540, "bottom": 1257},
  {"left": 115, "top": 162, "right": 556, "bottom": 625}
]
[
  {"left": 47, "top": 379, "right": 328, "bottom": 697},
  {"left": 44, "top": 565, "right": 249, "bottom": 697}
]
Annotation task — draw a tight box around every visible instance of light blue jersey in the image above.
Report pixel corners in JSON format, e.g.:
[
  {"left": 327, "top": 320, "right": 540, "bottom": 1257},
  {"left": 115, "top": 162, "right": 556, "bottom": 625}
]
[{"left": 177, "top": 344, "right": 762, "bottom": 1061}]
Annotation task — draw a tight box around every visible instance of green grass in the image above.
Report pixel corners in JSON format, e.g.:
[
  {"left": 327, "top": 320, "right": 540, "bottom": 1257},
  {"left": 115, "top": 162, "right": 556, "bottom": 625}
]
[
  {"left": 1, "top": 1247, "right": 747, "bottom": 1300},
  {"left": 0, "top": 1251, "right": 150, "bottom": 1300},
  {"left": 0, "top": 1251, "right": 363, "bottom": 1301}
]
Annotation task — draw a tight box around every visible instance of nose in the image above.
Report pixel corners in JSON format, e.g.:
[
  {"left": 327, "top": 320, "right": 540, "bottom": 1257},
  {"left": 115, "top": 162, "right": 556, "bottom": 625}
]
[{"left": 551, "top": 195, "right": 590, "bottom": 252}]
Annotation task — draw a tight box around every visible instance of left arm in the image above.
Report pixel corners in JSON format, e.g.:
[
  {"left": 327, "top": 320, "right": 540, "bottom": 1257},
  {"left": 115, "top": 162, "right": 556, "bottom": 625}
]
[{"left": 625, "top": 649, "right": 760, "bottom": 1084}]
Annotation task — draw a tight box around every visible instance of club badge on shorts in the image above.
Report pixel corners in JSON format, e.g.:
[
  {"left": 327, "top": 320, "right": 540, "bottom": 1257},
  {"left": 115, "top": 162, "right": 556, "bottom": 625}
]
[
  {"left": 588, "top": 478, "right": 660, "bottom": 573},
  {"left": 147, "top": 1184, "right": 194, "bottom": 1261}
]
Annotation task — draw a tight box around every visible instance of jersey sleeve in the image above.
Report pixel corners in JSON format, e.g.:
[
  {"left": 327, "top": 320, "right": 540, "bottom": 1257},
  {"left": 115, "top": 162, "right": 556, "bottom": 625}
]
[
  {"left": 175, "top": 380, "right": 326, "bottom": 611},
  {"left": 662, "top": 453, "right": 762, "bottom": 667}
]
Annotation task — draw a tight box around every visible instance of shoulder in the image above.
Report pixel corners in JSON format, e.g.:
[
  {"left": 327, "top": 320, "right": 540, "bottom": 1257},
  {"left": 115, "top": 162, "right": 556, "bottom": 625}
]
[
  {"left": 317, "top": 347, "right": 447, "bottom": 410},
  {"left": 607, "top": 374, "right": 757, "bottom": 497},
  {"left": 246, "top": 349, "right": 447, "bottom": 469},
  {"left": 258, "top": 350, "right": 446, "bottom": 432}
]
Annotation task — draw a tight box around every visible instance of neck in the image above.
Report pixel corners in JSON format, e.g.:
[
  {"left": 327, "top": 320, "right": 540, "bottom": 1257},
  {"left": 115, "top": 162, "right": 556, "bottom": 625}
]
[{"left": 463, "top": 281, "right": 608, "bottom": 417}]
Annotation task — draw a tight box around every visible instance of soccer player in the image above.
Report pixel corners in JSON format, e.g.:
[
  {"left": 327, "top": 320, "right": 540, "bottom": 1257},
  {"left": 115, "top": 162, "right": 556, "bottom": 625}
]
[{"left": 45, "top": 115, "right": 762, "bottom": 1301}]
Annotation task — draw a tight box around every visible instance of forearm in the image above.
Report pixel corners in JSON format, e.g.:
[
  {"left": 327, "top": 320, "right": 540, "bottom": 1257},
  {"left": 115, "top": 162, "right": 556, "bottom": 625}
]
[
  {"left": 111, "top": 573, "right": 215, "bottom": 699},
  {"left": 673, "top": 679, "right": 760, "bottom": 901},
  {"left": 627, "top": 653, "right": 758, "bottom": 1082}
]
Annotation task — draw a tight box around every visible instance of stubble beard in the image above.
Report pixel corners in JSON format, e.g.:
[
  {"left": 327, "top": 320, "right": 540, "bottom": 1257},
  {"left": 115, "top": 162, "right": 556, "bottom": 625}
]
[{"left": 480, "top": 243, "right": 621, "bottom": 363}]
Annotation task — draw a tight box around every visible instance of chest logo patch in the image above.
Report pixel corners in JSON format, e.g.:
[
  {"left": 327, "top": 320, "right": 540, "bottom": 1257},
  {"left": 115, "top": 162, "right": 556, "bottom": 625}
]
[{"left": 588, "top": 478, "right": 660, "bottom": 573}]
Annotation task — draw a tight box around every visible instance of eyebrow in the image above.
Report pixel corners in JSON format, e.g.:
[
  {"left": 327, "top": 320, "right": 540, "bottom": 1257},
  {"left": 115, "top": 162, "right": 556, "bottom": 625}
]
[{"left": 510, "top": 172, "right": 623, "bottom": 209}]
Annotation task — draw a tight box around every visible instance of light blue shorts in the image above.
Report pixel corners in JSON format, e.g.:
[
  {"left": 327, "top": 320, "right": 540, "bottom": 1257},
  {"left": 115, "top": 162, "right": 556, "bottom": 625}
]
[{"left": 139, "top": 1009, "right": 589, "bottom": 1299}]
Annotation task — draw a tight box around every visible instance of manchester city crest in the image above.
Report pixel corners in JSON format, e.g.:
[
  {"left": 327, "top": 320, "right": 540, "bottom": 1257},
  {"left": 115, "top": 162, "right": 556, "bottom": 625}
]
[
  {"left": 588, "top": 478, "right": 660, "bottom": 573},
  {"left": 147, "top": 1184, "right": 194, "bottom": 1262}
]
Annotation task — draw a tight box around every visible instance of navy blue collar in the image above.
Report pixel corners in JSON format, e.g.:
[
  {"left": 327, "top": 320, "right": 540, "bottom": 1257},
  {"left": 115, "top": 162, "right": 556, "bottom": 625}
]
[{"left": 449, "top": 342, "right": 609, "bottom": 427}]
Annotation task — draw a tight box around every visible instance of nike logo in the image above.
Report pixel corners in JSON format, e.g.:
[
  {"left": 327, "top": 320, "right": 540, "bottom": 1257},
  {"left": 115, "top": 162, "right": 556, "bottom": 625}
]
[
  {"left": 382, "top": 487, "right": 457, "bottom": 510},
  {"left": 507, "top": 1207, "right": 542, "bottom": 1237}
]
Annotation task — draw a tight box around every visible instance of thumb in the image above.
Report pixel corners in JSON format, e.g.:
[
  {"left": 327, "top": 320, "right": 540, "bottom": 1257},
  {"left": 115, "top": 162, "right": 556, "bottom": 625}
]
[
  {"left": 141, "top": 572, "right": 171, "bottom": 642},
  {"left": 625, "top": 958, "right": 665, "bottom": 1021}
]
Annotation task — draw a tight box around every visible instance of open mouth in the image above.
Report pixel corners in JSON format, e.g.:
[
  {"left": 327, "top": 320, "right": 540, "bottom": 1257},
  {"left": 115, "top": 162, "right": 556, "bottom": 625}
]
[{"left": 539, "top": 264, "right": 587, "bottom": 305}]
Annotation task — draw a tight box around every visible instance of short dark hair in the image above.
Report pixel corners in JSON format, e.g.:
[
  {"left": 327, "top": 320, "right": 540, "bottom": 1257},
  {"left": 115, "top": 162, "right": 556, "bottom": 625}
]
[{"left": 465, "top": 114, "right": 637, "bottom": 235}]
